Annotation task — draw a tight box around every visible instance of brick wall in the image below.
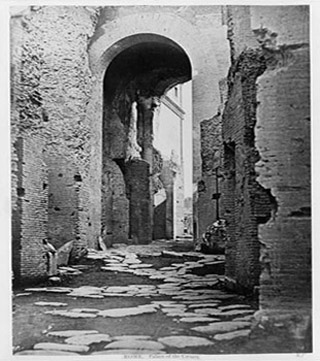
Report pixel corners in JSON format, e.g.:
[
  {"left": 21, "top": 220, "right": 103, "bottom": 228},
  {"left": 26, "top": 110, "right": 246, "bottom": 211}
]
[
  {"left": 11, "top": 6, "right": 100, "bottom": 254},
  {"left": 221, "top": 5, "right": 311, "bottom": 311},
  {"left": 12, "top": 136, "right": 48, "bottom": 284},
  {"left": 199, "top": 114, "right": 223, "bottom": 237}
]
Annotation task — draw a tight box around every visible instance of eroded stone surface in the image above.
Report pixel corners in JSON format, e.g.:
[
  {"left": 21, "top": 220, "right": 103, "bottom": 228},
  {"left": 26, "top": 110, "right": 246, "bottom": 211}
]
[
  {"left": 33, "top": 342, "right": 89, "bottom": 353},
  {"left": 92, "top": 349, "right": 166, "bottom": 355},
  {"left": 192, "top": 321, "right": 251, "bottom": 334},
  {"left": 48, "top": 330, "right": 99, "bottom": 338},
  {"left": 65, "top": 333, "right": 111, "bottom": 345},
  {"left": 219, "top": 304, "right": 252, "bottom": 311},
  {"left": 15, "top": 350, "right": 79, "bottom": 355},
  {"left": 158, "top": 336, "right": 214, "bottom": 348},
  {"left": 179, "top": 317, "right": 220, "bottom": 323},
  {"left": 188, "top": 303, "right": 219, "bottom": 309},
  {"left": 99, "top": 305, "right": 157, "bottom": 317},
  {"left": 45, "top": 310, "right": 97, "bottom": 318},
  {"left": 35, "top": 301, "right": 68, "bottom": 307},
  {"left": 112, "top": 335, "right": 152, "bottom": 341},
  {"left": 104, "top": 340, "right": 165, "bottom": 350}
]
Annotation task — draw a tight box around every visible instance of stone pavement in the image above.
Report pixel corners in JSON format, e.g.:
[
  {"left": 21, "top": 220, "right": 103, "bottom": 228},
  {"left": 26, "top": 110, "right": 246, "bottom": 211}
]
[{"left": 13, "top": 240, "right": 257, "bottom": 356}]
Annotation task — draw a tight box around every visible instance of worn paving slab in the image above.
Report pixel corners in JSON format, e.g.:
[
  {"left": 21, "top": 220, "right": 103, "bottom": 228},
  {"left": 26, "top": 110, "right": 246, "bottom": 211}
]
[
  {"left": 192, "top": 321, "right": 251, "bottom": 334},
  {"left": 45, "top": 310, "right": 97, "bottom": 318},
  {"left": 48, "top": 330, "right": 99, "bottom": 338},
  {"left": 92, "top": 349, "right": 166, "bottom": 354},
  {"left": 219, "top": 304, "right": 252, "bottom": 311},
  {"left": 158, "top": 336, "right": 214, "bottom": 348},
  {"left": 104, "top": 340, "right": 165, "bottom": 350},
  {"left": 65, "top": 333, "right": 112, "bottom": 345},
  {"left": 179, "top": 317, "right": 220, "bottom": 323},
  {"left": 99, "top": 305, "right": 157, "bottom": 317},
  {"left": 188, "top": 303, "right": 220, "bottom": 309},
  {"left": 34, "top": 301, "right": 68, "bottom": 307},
  {"left": 112, "top": 335, "right": 152, "bottom": 341},
  {"left": 15, "top": 350, "right": 80, "bottom": 356},
  {"left": 33, "top": 342, "right": 89, "bottom": 353}
]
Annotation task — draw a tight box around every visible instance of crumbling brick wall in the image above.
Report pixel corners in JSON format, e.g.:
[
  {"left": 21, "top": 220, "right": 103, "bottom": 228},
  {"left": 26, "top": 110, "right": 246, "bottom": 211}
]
[
  {"left": 12, "top": 136, "right": 48, "bottom": 284},
  {"left": 252, "top": 7, "right": 311, "bottom": 313},
  {"left": 199, "top": 114, "right": 223, "bottom": 237},
  {"left": 11, "top": 6, "right": 100, "bottom": 258},
  {"left": 222, "top": 5, "right": 311, "bottom": 311}
]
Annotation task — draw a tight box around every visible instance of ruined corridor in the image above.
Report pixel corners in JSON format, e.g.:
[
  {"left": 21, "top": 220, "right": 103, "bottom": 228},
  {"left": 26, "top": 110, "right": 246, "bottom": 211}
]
[{"left": 10, "top": 5, "right": 311, "bottom": 357}]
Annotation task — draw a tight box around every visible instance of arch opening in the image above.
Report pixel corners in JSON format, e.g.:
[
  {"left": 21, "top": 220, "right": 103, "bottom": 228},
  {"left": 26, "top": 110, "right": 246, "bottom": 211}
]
[{"left": 102, "top": 34, "right": 192, "bottom": 246}]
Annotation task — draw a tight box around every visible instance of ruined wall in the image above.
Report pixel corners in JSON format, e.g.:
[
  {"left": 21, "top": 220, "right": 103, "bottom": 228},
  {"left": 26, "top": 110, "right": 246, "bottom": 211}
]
[
  {"left": 222, "top": 5, "right": 311, "bottom": 312},
  {"left": 11, "top": 7, "right": 100, "bottom": 256},
  {"left": 252, "top": 7, "right": 311, "bottom": 314},
  {"left": 101, "top": 104, "right": 129, "bottom": 246},
  {"left": 12, "top": 136, "right": 48, "bottom": 284},
  {"left": 199, "top": 114, "right": 222, "bottom": 236}
]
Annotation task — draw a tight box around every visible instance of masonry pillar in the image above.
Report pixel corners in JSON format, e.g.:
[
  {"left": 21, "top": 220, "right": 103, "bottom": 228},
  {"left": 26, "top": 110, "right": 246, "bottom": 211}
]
[
  {"left": 160, "top": 165, "right": 175, "bottom": 239},
  {"left": 126, "top": 159, "right": 152, "bottom": 244},
  {"left": 138, "top": 96, "right": 161, "bottom": 236}
]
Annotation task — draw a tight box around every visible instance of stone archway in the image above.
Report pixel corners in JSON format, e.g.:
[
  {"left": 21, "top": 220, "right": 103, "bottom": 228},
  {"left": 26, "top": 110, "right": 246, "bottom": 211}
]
[
  {"left": 85, "top": 8, "right": 228, "bottom": 247},
  {"left": 101, "top": 34, "right": 192, "bottom": 245}
]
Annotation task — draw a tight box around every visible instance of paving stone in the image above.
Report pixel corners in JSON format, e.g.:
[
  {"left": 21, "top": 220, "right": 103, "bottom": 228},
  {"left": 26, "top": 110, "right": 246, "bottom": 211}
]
[
  {"left": 158, "top": 283, "right": 181, "bottom": 289},
  {"left": 33, "top": 342, "right": 89, "bottom": 353},
  {"left": 123, "top": 258, "right": 141, "bottom": 265},
  {"left": 65, "top": 333, "right": 111, "bottom": 345},
  {"left": 92, "top": 349, "right": 166, "bottom": 355},
  {"left": 101, "top": 293, "right": 131, "bottom": 297},
  {"left": 194, "top": 308, "right": 222, "bottom": 316},
  {"left": 34, "top": 301, "right": 68, "bottom": 307},
  {"left": 192, "top": 321, "right": 251, "bottom": 334},
  {"left": 162, "top": 310, "right": 197, "bottom": 317},
  {"left": 152, "top": 301, "right": 182, "bottom": 307},
  {"left": 188, "top": 303, "right": 219, "bottom": 309},
  {"left": 163, "top": 277, "right": 185, "bottom": 283},
  {"left": 48, "top": 330, "right": 99, "bottom": 338},
  {"left": 184, "top": 299, "right": 222, "bottom": 305},
  {"left": 71, "top": 265, "right": 90, "bottom": 270},
  {"left": 25, "top": 287, "right": 72, "bottom": 293},
  {"left": 173, "top": 295, "right": 215, "bottom": 301},
  {"left": 179, "top": 317, "right": 220, "bottom": 323},
  {"left": 129, "top": 264, "right": 153, "bottom": 269},
  {"left": 101, "top": 266, "right": 128, "bottom": 272},
  {"left": 59, "top": 266, "right": 79, "bottom": 272},
  {"left": 104, "top": 340, "right": 165, "bottom": 350},
  {"left": 68, "top": 293, "right": 104, "bottom": 299},
  {"left": 15, "top": 350, "right": 79, "bottom": 356},
  {"left": 158, "top": 289, "right": 177, "bottom": 296},
  {"left": 99, "top": 305, "right": 157, "bottom": 317},
  {"left": 45, "top": 310, "right": 97, "bottom": 318},
  {"left": 158, "top": 336, "right": 213, "bottom": 348},
  {"left": 105, "top": 286, "right": 131, "bottom": 293},
  {"left": 112, "top": 335, "right": 152, "bottom": 341},
  {"left": 15, "top": 293, "right": 32, "bottom": 297},
  {"left": 214, "top": 329, "right": 251, "bottom": 341},
  {"left": 70, "top": 308, "right": 100, "bottom": 314},
  {"left": 219, "top": 304, "right": 252, "bottom": 311},
  {"left": 202, "top": 261, "right": 225, "bottom": 266}
]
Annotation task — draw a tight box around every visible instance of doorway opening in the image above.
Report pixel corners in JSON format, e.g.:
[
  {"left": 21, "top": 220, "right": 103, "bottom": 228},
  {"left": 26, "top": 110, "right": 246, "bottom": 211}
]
[{"left": 102, "top": 34, "right": 193, "bottom": 246}]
